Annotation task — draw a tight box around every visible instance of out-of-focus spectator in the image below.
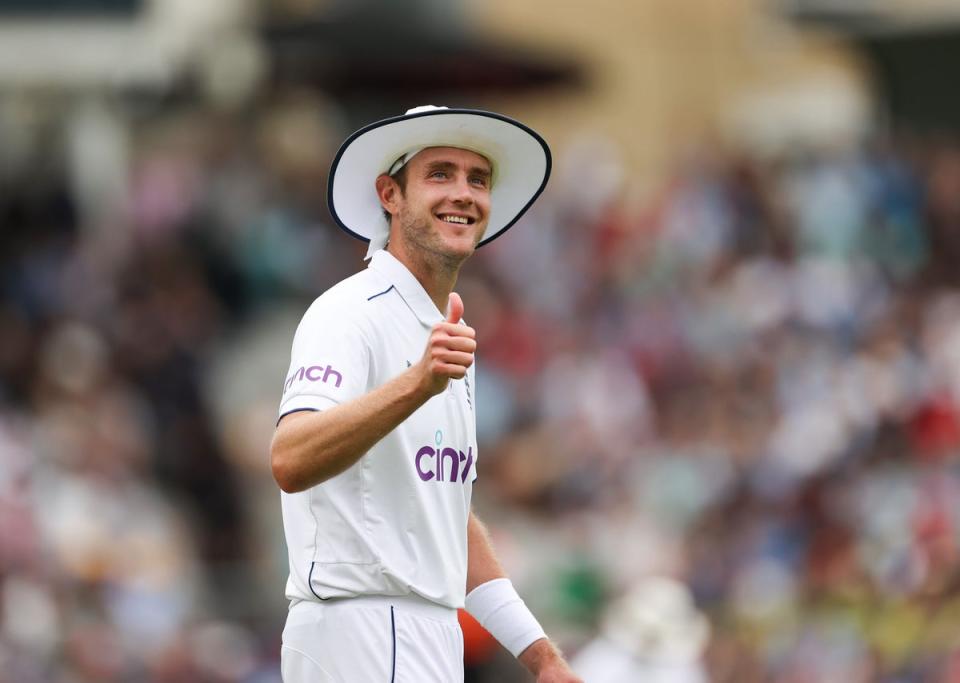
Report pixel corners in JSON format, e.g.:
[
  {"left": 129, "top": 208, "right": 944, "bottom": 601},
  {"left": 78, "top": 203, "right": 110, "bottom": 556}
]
[
  {"left": 4, "top": 82, "right": 960, "bottom": 681},
  {"left": 571, "top": 576, "right": 709, "bottom": 683}
]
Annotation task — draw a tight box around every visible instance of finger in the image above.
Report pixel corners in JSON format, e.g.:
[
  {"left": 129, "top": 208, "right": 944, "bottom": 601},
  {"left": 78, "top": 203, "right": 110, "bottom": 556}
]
[
  {"left": 436, "top": 337, "right": 477, "bottom": 353},
  {"left": 433, "top": 351, "right": 474, "bottom": 367},
  {"left": 434, "top": 322, "right": 475, "bottom": 338},
  {"left": 446, "top": 291, "right": 464, "bottom": 324},
  {"left": 434, "top": 363, "right": 468, "bottom": 379}
]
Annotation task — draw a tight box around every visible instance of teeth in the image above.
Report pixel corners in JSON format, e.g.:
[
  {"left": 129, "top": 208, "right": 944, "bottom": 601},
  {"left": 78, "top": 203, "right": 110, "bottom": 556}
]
[{"left": 440, "top": 215, "right": 469, "bottom": 224}]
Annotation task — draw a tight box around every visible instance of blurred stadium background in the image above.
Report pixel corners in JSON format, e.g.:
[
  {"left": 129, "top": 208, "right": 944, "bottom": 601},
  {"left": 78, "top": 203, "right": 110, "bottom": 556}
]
[{"left": 3, "top": 0, "right": 960, "bottom": 681}]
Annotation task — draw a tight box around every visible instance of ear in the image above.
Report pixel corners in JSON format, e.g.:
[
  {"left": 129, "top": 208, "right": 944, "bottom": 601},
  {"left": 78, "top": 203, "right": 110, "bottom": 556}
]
[{"left": 376, "top": 174, "right": 400, "bottom": 218}]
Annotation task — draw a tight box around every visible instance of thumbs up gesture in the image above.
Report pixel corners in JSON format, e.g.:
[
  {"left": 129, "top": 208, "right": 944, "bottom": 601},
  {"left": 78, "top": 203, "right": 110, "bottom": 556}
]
[{"left": 415, "top": 292, "right": 476, "bottom": 397}]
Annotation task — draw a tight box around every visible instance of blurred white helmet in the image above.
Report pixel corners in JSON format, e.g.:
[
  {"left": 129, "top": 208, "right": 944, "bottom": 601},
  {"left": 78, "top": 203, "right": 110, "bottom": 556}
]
[{"left": 602, "top": 576, "right": 710, "bottom": 662}]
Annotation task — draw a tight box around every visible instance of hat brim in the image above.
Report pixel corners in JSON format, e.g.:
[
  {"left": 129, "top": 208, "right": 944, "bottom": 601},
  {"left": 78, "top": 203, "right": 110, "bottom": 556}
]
[{"left": 327, "top": 108, "right": 551, "bottom": 249}]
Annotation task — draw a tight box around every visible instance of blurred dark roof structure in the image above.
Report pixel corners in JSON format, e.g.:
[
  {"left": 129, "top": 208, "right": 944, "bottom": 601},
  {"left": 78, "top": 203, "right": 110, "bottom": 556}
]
[
  {"left": 261, "top": 13, "right": 584, "bottom": 102},
  {"left": 786, "top": 0, "right": 960, "bottom": 133},
  {"left": 0, "top": 0, "right": 141, "bottom": 15}
]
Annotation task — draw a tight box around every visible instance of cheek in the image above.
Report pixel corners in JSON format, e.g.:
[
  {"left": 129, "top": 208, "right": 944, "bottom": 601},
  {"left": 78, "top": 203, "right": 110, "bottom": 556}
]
[
  {"left": 476, "top": 196, "right": 491, "bottom": 218},
  {"left": 415, "top": 190, "right": 443, "bottom": 212}
]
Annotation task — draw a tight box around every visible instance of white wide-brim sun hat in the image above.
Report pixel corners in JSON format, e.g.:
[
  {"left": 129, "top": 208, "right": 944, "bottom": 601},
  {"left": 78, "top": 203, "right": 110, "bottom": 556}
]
[{"left": 327, "top": 105, "right": 551, "bottom": 257}]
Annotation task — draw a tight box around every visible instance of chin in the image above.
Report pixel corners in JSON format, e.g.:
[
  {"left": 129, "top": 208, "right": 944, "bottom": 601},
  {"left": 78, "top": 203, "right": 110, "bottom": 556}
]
[
  {"left": 432, "top": 237, "right": 474, "bottom": 263},
  {"left": 436, "top": 229, "right": 478, "bottom": 253},
  {"left": 444, "top": 244, "right": 476, "bottom": 261}
]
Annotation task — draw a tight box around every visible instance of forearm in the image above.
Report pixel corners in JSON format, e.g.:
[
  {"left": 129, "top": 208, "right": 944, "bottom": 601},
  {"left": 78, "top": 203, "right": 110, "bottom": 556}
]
[
  {"left": 465, "top": 512, "right": 547, "bottom": 656},
  {"left": 271, "top": 368, "right": 428, "bottom": 492},
  {"left": 466, "top": 512, "right": 507, "bottom": 592},
  {"left": 464, "top": 512, "right": 579, "bottom": 680},
  {"left": 273, "top": 296, "right": 475, "bottom": 493}
]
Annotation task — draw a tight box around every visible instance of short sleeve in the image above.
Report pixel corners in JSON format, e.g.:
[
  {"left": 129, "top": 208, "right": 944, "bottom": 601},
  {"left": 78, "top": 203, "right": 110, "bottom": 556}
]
[{"left": 278, "top": 299, "right": 370, "bottom": 420}]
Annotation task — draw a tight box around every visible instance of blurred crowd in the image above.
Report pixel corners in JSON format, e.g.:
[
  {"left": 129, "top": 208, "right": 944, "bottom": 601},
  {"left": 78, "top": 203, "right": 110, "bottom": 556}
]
[{"left": 3, "top": 93, "right": 960, "bottom": 682}]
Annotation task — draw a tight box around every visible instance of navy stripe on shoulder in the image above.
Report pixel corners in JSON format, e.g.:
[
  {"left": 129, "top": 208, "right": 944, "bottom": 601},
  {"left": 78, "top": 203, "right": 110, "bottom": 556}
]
[
  {"left": 276, "top": 407, "right": 318, "bottom": 426},
  {"left": 367, "top": 284, "right": 395, "bottom": 301}
]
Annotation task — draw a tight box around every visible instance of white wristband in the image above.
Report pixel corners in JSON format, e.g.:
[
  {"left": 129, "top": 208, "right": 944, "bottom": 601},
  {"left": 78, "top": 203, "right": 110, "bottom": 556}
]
[{"left": 464, "top": 578, "right": 547, "bottom": 658}]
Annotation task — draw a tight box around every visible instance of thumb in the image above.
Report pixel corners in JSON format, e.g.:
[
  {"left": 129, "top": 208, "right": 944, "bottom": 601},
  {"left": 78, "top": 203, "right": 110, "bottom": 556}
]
[{"left": 446, "top": 292, "right": 464, "bottom": 324}]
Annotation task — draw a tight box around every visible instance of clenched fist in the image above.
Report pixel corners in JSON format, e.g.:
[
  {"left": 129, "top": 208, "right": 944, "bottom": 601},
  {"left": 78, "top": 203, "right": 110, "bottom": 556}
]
[{"left": 414, "top": 292, "right": 476, "bottom": 397}]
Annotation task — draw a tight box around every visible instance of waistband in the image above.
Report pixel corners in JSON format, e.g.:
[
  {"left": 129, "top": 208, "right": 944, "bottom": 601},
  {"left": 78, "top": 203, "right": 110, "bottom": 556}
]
[{"left": 292, "top": 592, "right": 459, "bottom": 624}]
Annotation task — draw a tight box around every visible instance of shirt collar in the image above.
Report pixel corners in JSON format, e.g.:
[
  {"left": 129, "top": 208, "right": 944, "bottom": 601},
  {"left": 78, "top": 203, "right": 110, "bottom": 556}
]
[{"left": 368, "top": 249, "right": 444, "bottom": 327}]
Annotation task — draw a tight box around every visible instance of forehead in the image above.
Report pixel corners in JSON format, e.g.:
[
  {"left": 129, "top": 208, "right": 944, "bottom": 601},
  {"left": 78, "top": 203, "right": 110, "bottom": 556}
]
[{"left": 409, "top": 146, "right": 492, "bottom": 172}]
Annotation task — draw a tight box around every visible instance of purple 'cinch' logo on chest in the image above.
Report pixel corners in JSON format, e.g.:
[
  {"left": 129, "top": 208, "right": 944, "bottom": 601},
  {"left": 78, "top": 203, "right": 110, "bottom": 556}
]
[
  {"left": 415, "top": 446, "right": 474, "bottom": 483},
  {"left": 283, "top": 364, "right": 343, "bottom": 394}
]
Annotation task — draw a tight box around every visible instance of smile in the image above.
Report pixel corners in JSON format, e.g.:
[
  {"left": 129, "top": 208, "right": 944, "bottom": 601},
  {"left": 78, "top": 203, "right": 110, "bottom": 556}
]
[{"left": 437, "top": 214, "right": 474, "bottom": 225}]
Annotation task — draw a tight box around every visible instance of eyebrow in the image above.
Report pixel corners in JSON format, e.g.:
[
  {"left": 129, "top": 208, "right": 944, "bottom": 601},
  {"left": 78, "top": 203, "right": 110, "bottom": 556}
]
[{"left": 424, "top": 160, "right": 492, "bottom": 181}]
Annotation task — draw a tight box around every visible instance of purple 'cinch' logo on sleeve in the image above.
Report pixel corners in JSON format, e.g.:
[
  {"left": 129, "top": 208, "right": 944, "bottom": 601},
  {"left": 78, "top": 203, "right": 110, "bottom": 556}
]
[
  {"left": 414, "top": 446, "right": 474, "bottom": 483},
  {"left": 282, "top": 364, "right": 343, "bottom": 394}
]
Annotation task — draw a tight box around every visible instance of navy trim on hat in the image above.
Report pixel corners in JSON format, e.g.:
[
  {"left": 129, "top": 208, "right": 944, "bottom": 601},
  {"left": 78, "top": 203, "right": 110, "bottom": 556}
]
[{"left": 326, "top": 107, "right": 551, "bottom": 249}]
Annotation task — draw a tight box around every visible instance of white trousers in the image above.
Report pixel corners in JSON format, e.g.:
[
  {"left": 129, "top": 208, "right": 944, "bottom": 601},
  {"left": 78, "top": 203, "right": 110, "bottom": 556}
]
[{"left": 281, "top": 594, "right": 464, "bottom": 683}]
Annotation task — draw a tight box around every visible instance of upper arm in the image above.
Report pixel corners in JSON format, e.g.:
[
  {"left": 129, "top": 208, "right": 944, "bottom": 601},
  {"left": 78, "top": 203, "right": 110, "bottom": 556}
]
[
  {"left": 276, "top": 408, "right": 317, "bottom": 431},
  {"left": 278, "top": 300, "right": 370, "bottom": 419}
]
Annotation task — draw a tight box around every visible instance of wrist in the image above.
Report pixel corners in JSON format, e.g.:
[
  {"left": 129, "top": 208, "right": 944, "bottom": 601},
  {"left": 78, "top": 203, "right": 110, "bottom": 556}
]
[
  {"left": 403, "top": 362, "right": 439, "bottom": 401},
  {"left": 517, "top": 637, "right": 562, "bottom": 674},
  {"left": 464, "top": 578, "right": 546, "bottom": 659}
]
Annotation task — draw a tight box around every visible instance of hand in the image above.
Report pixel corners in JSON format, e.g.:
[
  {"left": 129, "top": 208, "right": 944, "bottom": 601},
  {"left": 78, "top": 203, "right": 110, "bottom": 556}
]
[
  {"left": 519, "top": 639, "right": 583, "bottom": 683},
  {"left": 414, "top": 292, "right": 476, "bottom": 397}
]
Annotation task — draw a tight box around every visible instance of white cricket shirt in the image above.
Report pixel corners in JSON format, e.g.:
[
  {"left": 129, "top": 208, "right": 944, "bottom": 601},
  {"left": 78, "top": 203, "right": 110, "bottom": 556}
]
[{"left": 277, "top": 249, "right": 478, "bottom": 609}]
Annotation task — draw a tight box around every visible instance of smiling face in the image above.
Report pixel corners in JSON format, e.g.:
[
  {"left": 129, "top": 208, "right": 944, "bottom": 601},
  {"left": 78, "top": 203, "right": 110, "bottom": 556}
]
[{"left": 376, "top": 146, "right": 493, "bottom": 269}]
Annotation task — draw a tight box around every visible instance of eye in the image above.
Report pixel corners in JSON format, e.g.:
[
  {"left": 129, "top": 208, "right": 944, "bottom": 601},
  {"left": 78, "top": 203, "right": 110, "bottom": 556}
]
[
  {"left": 470, "top": 176, "right": 489, "bottom": 188},
  {"left": 430, "top": 170, "right": 448, "bottom": 179}
]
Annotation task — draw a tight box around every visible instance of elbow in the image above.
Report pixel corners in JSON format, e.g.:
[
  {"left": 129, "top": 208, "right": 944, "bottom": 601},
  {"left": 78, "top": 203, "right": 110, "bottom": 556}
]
[{"left": 271, "top": 444, "right": 307, "bottom": 494}]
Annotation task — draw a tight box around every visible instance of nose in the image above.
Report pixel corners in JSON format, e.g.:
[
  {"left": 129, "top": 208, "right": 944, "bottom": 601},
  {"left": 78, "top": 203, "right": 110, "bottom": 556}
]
[{"left": 449, "top": 174, "right": 474, "bottom": 205}]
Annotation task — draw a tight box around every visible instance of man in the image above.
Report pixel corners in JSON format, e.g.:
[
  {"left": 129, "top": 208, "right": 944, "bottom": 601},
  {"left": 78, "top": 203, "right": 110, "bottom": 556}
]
[{"left": 272, "top": 105, "right": 581, "bottom": 682}]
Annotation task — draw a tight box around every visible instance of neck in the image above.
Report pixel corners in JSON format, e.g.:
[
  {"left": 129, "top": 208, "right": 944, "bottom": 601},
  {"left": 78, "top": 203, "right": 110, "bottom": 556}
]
[{"left": 386, "top": 240, "right": 463, "bottom": 313}]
